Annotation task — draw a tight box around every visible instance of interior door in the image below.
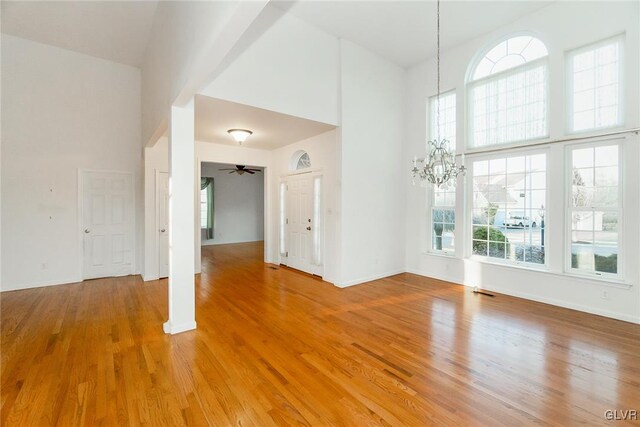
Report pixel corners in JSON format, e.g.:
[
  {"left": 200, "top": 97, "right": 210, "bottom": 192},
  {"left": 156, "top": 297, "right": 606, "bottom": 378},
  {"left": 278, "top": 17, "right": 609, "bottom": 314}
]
[
  {"left": 158, "top": 172, "right": 169, "bottom": 278},
  {"left": 81, "top": 171, "right": 134, "bottom": 280},
  {"left": 286, "top": 174, "right": 314, "bottom": 274}
]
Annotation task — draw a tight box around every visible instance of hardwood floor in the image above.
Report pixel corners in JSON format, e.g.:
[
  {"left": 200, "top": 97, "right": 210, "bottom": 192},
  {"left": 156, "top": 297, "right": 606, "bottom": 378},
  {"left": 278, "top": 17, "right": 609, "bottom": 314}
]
[{"left": 2, "top": 242, "right": 639, "bottom": 426}]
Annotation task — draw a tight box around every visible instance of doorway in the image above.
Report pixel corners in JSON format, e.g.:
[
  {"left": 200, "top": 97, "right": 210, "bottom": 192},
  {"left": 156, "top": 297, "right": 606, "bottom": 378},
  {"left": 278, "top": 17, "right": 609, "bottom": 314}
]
[
  {"left": 199, "top": 162, "right": 265, "bottom": 248},
  {"left": 80, "top": 170, "right": 134, "bottom": 280},
  {"left": 157, "top": 171, "right": 169, "bottom": 278}
]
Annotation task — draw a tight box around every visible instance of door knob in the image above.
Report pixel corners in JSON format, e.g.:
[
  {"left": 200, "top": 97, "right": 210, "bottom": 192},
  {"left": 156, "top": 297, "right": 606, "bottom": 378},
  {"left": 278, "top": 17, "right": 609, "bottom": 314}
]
[
  {"left": 160, "top": 229, "right": 166, "bottom": 233},
  {"left": 306, "top": 226, "right": 311, "bottom": 231},
  {"left": 84, "top": 229, "right": 91, "bottom": 233}
]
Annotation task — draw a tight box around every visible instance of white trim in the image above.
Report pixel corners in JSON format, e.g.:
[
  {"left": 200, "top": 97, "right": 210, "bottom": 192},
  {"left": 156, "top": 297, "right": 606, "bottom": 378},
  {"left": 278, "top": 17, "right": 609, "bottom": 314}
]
[
  {"left": 335, "top": 269, "right": 406, "bottom": 288},
  {"left": 280, "top": 167, "right": 323, "bottom": 178},
  {"left": 141, "top": 273, "right": 160, "bottom": 282},
  {"left": 564, "top": 138, "right": 624, "bottom": 281},
  {"left": 163, "top": 320, "right": 197, "bottom": 335},
  {"left": 404, "top": 267, "right": 638, "bottom": 324},
  {"left": 0, "top": 275, "right": 83, "bottom": 292},
  {"left": 465, "top": 31, "right": 550, "bottom": 84}
]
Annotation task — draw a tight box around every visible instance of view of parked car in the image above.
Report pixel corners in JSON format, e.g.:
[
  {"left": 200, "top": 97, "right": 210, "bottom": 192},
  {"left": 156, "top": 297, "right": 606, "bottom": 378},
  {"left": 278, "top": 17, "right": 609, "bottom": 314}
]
[{"left": 503, "top": 211, "right": 539, "bottom": 228}]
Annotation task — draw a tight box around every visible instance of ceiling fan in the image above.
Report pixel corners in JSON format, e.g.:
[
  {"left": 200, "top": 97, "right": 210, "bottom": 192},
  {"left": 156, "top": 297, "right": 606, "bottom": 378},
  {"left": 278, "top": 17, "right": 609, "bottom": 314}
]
[{"left": 218, "top": 165, "right": 262, "bottom": 175}]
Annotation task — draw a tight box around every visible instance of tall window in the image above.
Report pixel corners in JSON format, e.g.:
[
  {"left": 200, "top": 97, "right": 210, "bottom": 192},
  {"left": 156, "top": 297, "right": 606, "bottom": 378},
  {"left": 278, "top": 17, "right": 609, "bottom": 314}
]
[
  {"left": 200, "top": 188, "right": 208, "bottom": 229},
  {"left": 430, "top": 91, "right": 456, "bottom": 148},
  {"left": 567, "top": 35, "right": 623, "bottom": 133},
  {"left": 429, "top": 91, "right": 457, "bottom": 253},
  {"left": 569, "top": 143, "right": 620, "bottom": 276},
  {"left": 472, "top": 153, "right": 547, "bottom": 265},
  {"left": 468, "top": 36, "right": 549, "bottom": 148}
]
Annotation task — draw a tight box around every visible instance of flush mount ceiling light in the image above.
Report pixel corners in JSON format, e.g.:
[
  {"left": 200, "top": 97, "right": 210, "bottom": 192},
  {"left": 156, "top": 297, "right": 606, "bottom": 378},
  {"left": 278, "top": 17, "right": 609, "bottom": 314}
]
[{"left": 227, "top": 129, "right": 253, "bottom": 145}]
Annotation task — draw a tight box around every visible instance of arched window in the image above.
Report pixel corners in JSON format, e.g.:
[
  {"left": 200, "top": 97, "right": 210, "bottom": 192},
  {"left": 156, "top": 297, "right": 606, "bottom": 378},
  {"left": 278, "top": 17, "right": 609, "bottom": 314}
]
[
  {"left": 468, "top": 35, "right": 549, "bottom": 148},
  {"left": 289, "top": 150, "right": 311, "bottom": 171}
]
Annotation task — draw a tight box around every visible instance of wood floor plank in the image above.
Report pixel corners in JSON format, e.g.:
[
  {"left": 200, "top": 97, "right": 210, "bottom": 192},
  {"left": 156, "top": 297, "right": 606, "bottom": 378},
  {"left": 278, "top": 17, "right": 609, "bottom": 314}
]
[{"left": 1, "top": 241, "right": 639, "bottom": 426}]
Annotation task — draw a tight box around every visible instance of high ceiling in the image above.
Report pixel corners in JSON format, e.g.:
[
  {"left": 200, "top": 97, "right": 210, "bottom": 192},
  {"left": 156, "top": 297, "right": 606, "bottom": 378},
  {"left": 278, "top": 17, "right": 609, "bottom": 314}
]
[
  {"left": 1, "top": 1, "right": 158, "bottom": 67},
  {"left": 279, "top": 0, "right": 553, "bottom": 68},
  {"left": 195, "top": 96, "right": 336, "bottom": 150}
]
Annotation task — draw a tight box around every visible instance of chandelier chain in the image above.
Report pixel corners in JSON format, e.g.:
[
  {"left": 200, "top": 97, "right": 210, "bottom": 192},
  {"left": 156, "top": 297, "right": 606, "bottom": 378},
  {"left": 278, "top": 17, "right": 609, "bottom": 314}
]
[
  {"left": 410, "top": 0, "right": 465, "bottom": 188},
  {"left": 436, "top": 0, "right": 441, "bottom": 142}
]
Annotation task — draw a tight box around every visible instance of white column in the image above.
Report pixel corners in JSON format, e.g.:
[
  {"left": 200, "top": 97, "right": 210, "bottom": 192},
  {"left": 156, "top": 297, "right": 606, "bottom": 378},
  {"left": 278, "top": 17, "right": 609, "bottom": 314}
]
[{"left": 164, "top": 105, "right": 196, "bottom": 334}]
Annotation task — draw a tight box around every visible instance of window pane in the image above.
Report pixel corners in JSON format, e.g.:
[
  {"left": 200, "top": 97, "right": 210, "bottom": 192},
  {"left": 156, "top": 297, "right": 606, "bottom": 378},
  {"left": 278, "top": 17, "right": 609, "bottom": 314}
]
[
  {"left": 432, "top": 208, "right": 455, "bottom": 252},
  {"left": 472, "top": 154, "right": 546, "bottom": 266},
  {"left": 568, "top": 143, "right": 620, "bottom": 276},
  {"left": 429, "top": 92, "right": 457, "bottom": 253},
  {"left": 470, "top": 63, "right": 548, "bottom": 147},
  {"left": 569, "top": 37, "right": 622, "bottom": 132},
  {"left": 430, "top": 91, "right": 456, "bottom": 150},
  {"left": 200, "top": 188, "right": 208, "bottom": 229}
]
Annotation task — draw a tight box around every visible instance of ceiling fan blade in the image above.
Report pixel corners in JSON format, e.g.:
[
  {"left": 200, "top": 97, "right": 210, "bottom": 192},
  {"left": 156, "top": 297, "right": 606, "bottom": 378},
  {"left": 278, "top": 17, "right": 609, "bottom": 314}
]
[
  {"left": 228, "top": 171, "right": 236, "bottom": 174},
  {"left": 219, "top": 168, "right": 235, "bottom": 171},
  {"left": 246, "top": 170, "right": 255, "bottom": 174},
  {"left": 246, "top": 169, "right": 262, "bottom": 172}
]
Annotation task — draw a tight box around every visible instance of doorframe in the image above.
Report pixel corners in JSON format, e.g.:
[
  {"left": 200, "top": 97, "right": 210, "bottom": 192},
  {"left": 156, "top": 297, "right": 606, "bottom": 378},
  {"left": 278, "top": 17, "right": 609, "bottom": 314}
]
[
  {"left": 155, "top": 169, "right": 169, "bottom": 279},
  {"left": 195, "top": 158, "right": 271, "bottom": 274},
  {"left": 78, "top": 168, "right": 136, "bottom": 280},
  {"left": 280, "top": 168, "right": 324, "bottom": 277}
]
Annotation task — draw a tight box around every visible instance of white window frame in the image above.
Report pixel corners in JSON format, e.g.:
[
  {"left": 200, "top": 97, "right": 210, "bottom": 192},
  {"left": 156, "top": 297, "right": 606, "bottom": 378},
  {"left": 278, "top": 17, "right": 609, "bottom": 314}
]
[
  {"left": 467, "top": 148, "right": 550, "bottom": 270},
  {"left": 427, "top": 89, "right": 458, "bottom": 255},
  {"left": 200, "top": 187, "right": 208, "bottom": 229},
  {"left": 429, "top": 89, "right": 457, "bottom": 148},
  {"left": 566, "top": 34, "right": 625, "bottom": 135},
  {"left": 564, "top": 139, "right": 623, "bottom": 281},
  {"left": 428, "top": 185, "right": 457, "bottom": 256},
  {"left": 467, "top": 57, "right": 550, "bottom": 151}
]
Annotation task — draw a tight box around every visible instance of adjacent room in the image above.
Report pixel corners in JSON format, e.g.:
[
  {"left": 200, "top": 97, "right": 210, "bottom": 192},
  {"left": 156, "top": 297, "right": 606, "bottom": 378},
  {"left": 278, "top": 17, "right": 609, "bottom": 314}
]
[{"left": 1, "top": 0, "right": 639, "bottom": 425}]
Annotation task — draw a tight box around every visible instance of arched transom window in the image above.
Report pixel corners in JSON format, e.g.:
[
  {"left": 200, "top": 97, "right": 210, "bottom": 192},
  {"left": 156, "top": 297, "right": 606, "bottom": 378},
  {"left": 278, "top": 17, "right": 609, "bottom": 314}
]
[
  {"left": 468, "top": 35, "right": 549, "bottom": 148},
  {"left": 289, "top": 150, "right": 311, "bottom": 172}
]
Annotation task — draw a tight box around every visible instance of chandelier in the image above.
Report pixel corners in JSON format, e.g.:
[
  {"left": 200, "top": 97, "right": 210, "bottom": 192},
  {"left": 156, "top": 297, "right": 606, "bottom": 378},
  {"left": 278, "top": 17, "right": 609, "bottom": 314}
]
[{"left": 411, "top": 0, "right": 465, "bottom": 187}]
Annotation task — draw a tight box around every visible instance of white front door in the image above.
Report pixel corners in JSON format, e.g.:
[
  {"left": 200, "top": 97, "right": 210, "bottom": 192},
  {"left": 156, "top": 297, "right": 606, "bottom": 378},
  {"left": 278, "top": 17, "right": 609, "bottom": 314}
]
[
  {"left": 286, "top": 175, "right": 314, "bottom": 274},
  {"left": 157, "top": 172, "right": 170, "bottom": 278},
  {"left": 81, "top": 171, "right": 134, "bottom": 280}
]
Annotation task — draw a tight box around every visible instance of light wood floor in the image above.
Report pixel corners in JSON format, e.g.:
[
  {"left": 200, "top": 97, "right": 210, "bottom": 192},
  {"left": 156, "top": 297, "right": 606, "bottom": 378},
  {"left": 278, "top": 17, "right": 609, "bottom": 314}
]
[{"left": 2, "top": 242, "right": 639, "bottom": 426}]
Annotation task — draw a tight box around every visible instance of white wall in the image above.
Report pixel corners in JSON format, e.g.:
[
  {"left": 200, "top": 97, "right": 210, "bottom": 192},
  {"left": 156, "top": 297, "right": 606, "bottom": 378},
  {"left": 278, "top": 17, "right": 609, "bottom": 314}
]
[
  {"left": 404, "top": 1, "right": 640, "bottom": 323},
  {"left": 338, "top": 40, "right": 407, "bottom": 287},
  {"left": 143, "top": 130, "right": 342, "bottom": 284},
  {"left": 200, "top": 4, "right": 340, "bottom": 126},
  {"left": 141, "top": 1, "right": 239, "bottom": 144},
  {"left": 1, "top": 35, "right": 142, "bottom": 291},
  {"left": 200, "top": 162, "right": 264, "bottom": 246},
  {"left": 141, "top": 1, "right": 270, "bottom": 145}
]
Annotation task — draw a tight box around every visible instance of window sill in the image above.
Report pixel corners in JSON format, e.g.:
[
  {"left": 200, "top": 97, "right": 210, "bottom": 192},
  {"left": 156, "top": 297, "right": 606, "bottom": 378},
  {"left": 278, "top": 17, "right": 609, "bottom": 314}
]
[
  {"left": 419, "top": 252, "right": 634, "bottom": 289},
  {"left": 423, "top": 250, "right": 456, "bottom": 259}
]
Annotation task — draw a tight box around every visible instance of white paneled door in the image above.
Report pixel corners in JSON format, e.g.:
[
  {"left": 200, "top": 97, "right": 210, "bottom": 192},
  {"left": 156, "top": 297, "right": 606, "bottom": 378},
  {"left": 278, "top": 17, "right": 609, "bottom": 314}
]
[
  {"left": 157, "top": 172, "right": 170, "bottom": 278},
  {"left": 81, "top": 171, "right": 134, "bottom": 280},
  {"left": 285, "top": 175, "right": 314, "bottom": 274}
]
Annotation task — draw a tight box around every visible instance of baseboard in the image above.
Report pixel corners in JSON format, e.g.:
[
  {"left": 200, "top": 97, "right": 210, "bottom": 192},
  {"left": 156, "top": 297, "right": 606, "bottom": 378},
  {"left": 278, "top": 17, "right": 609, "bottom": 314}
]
[
  {"left": 335, "top": 269, "right": 406, "bottom": 288},
  {"left": 163, "top": 320, "right": 197, "bottom": 334},
  {"left": 201, "top": 239, "right": 264, "bottom": 247},
  {"left": 0, "top": 275, "right": 83, "bottom": 292},
  {"left": 404, "top": 268, "right": 640, "bottom": 325},
  {"left": 142, "top": 274, "right": 160, "bottom": 282}
]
